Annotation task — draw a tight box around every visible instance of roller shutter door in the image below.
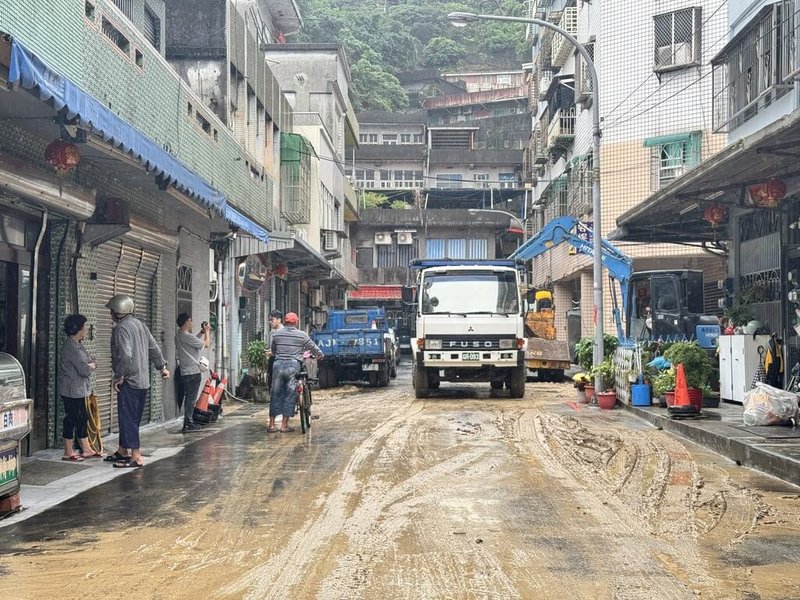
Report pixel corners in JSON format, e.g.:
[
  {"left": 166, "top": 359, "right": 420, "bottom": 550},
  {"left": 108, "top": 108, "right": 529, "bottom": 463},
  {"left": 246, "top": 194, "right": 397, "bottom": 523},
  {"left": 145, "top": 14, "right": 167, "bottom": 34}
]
[{"left": 92, "top": 241, "right": 162, "bottom": 434}]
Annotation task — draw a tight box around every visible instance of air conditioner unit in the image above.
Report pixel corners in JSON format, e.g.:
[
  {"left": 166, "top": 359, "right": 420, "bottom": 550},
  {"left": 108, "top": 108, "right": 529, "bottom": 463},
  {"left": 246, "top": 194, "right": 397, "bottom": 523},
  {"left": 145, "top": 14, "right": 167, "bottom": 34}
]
[
  {"left": 323, "top": 230, "right": 338, "bottom": 251},
  {"left": 374, "top": 232, "right": 392, "bottom": 245},
  {"left": 309, "top": 289, "right": 322, "bottom": 307},
  {"left": 656, "top": 43, "right": 692, "bottom": 69},
  {"left": 397, "top": 232, "right": 414, "bottom": 245}
]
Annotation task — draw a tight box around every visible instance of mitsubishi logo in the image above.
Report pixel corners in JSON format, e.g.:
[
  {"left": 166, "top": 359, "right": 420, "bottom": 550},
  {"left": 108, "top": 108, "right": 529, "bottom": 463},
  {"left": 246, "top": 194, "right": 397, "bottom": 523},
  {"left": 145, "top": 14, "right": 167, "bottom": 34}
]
[{"left": 468, "top": 326, "right": 474, "bottom": 332}]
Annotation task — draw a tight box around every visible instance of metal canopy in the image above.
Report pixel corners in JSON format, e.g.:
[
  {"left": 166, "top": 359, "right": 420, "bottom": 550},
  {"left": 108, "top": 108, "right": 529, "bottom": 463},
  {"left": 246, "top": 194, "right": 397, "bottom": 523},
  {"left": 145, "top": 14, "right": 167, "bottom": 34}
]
[{"left": 611, "top": 110, "right": 800, "bottom": 244}]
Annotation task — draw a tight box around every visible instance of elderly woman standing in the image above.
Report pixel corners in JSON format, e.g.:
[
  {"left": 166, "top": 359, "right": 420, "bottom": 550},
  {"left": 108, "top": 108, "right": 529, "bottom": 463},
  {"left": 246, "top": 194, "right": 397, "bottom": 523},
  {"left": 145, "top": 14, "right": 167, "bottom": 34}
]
[{"left": 58, "top": 314, "right": 98, "bottom": 461}]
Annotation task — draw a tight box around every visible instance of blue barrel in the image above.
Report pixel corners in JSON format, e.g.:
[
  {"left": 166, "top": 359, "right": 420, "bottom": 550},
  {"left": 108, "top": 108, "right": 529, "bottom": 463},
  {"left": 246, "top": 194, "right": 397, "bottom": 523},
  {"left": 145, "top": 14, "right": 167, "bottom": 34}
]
[{"left": 631, "top": 383, "right": 651, "bottom": 406}]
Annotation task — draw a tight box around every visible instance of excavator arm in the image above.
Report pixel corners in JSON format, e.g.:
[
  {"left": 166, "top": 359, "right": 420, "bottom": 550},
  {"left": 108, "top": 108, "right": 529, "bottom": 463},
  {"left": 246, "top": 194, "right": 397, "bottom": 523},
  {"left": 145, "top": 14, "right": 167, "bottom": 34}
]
[{"left": 511, "top": 217, "right": 633, "bottom": 340}]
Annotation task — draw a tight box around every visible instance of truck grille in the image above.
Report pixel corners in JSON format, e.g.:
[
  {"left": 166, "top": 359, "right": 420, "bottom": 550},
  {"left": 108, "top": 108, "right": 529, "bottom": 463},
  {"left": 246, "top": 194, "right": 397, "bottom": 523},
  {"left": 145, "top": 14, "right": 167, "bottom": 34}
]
[{"left": 431, "top": 336, "right": 511, "bottom": 350}]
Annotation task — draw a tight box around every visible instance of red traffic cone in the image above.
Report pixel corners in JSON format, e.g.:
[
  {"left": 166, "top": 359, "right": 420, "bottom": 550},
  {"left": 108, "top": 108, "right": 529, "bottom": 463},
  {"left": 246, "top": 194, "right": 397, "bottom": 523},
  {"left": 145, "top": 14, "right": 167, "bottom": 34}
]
[
  {"left": 668, "top": 363, "right": 699, "bottom": 418},
  {"left": 195, "top": 379, "right": 214, "bottom": 411}
]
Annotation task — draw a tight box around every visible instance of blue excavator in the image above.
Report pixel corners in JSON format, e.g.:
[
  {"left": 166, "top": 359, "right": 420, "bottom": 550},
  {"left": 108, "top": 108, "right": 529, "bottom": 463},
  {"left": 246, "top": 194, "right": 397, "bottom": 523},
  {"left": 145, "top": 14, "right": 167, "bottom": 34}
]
[{"left": 511, "top": 217, "right": 720, "bottom": 379}]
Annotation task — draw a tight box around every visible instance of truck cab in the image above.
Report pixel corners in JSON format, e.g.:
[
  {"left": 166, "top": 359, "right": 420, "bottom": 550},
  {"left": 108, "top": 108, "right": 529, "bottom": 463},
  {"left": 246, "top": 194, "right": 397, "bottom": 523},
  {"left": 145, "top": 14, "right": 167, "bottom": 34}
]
[{"left": 407, "top": 259, "right": 527, "bottom": 398}]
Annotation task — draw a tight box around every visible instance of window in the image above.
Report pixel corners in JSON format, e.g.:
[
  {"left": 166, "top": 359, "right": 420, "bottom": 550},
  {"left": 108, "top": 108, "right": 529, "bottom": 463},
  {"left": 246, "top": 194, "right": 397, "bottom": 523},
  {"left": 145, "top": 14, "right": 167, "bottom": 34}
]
[
  {"left": 653, "top": 8, "right": 701, "bottom": 72},
  {"left": 84, "top": 1, "right": 95, "bottom": 20},
  {"left": 413, "top": 133, "right": 423, "bottom": 143},
  {"left": 382, "top": 134, "right": 398, "bottom": 145},
  {"left": 400, "top": 133, "right": 412, "bottom": 143},
  {"left": 447, "top": 239, "right": 466, "bottom": 259},
  {"left": 359, "top": 133, "right": 378, "bottom": 143},
  {"left": 102, "top": 17, "right": 130, "bottom": 54},
  {"left": 469, "top": 239, "right": 488, "bottom": 259},
  {"left": 143, "top": 5, "right": 161, "bottom": 49},
  {"left": 473, "top": 173, "right": 490, "bottom": 188},
  {"left": 356, "top": 247, "right": 373, "bottom": 268},
  {"left": 645, "top": 132, "right": 701, "bottom": 190},
  {"left": 426, "top": 239, "right": 446, "bottom": 259},
  {"left": 498, "top": 173, "right": 517, "bottom": 189},
  {"left": 377, "top": 245, "right": 397, "bottom": 268},
  {"left": 435, "top": 174, "right": 463, "bottom": 189}
]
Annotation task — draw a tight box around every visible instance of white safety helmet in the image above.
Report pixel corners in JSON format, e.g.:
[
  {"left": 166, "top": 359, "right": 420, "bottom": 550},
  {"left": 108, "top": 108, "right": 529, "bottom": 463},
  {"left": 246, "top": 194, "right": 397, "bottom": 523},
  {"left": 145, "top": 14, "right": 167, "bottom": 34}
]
[{"left": 106, "top": 294, "right": 135, "bottom": 316}]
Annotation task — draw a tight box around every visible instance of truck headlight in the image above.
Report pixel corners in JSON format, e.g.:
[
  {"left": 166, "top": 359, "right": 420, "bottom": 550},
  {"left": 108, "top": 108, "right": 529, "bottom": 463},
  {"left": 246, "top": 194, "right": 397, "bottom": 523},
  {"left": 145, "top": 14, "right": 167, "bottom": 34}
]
[
  {"left": 499, "top": 339, "right": 514, "bottom": 349},
  {"left": 427, "top": 339, "right": 442, "bottom": 350}
]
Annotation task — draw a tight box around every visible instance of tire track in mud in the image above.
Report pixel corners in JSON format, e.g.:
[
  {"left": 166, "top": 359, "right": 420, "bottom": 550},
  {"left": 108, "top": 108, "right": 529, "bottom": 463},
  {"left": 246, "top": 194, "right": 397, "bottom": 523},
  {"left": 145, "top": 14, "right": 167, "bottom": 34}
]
[{"left": 217, "top": 397, "right": 426, "bottom": 599}]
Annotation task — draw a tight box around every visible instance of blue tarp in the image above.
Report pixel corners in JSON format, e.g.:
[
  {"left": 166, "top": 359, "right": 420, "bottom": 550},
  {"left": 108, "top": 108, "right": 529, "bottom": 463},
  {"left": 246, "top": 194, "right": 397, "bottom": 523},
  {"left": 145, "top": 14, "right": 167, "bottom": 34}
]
[
  {"left": 224, "top": 206, "right": 270, "bottom": 244},
  {"left": 8, "top": 41, "right": 230, "bottom": 214}
]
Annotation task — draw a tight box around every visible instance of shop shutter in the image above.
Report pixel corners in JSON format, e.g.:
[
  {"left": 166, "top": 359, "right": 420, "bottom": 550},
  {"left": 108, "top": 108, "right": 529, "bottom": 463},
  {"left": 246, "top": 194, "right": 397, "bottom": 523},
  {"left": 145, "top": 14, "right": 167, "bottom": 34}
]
[
  {"left": 134, "top": 249, "right": 162, "bottom": 423},
  {"left": 91, "top": 242, "right": 162, "bottom": 434}
]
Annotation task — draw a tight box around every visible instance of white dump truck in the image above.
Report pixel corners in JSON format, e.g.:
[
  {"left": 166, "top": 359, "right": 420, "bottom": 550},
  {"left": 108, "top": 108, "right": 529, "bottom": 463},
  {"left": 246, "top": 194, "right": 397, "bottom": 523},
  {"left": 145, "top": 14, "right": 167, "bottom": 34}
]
[{"left": 405, "top": 259, "right": 527, "bottom": 398}]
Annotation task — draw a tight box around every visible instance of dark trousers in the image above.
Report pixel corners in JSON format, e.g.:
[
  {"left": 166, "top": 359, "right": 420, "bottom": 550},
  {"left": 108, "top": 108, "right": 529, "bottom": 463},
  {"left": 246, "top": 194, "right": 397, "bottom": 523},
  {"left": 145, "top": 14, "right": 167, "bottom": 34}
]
[
  {"left": 180, "top": 373, "right": 202, "bottom": 425},
  {"left": 118, "top": 383, "right": 147, "bottom": 450},
  {"left": 61, "top": 396, "right": 88, "bottom": 439}
]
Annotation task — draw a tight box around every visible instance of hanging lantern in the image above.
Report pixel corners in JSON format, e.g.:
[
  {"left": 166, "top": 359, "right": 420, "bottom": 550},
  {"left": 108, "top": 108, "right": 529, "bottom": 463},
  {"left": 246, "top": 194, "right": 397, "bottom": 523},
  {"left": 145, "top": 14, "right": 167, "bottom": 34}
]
[
  {"left": 44, "top": 139, "right": 81, "bottom": 176},
  {"left": 274, "top": 263, "right": 288, "bottom": 277},
  {"left": 703, "top": 203, "right": 728, "bottom": 227},
  {"left": 748, "top": 178, "right": 787, "bottom": 208}
]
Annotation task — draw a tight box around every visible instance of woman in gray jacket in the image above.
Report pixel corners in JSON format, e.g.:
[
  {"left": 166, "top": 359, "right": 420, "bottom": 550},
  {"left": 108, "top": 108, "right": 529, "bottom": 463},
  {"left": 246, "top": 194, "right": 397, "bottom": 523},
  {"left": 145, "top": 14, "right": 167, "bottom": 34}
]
[{"left": 58, "top": 314, "right": 98, "bottom": 461}]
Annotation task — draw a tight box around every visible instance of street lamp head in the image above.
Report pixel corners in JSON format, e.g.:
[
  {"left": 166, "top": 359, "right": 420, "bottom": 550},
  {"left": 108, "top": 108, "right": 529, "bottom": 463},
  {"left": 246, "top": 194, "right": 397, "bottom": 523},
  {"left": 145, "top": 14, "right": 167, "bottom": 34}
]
[{"left": 447, "top": 12, "right": 479, "bottom": 28}]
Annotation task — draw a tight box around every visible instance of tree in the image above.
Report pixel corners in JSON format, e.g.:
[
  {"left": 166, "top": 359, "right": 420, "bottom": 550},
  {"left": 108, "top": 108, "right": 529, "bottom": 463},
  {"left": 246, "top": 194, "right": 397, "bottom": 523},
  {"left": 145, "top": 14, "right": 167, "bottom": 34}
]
[
  {"left": 422, "top": 37, "right": 467, "bottom": 69},
  {"left": 361, "top": 192, "right": 389, "bottom": 209},
  {"left": 350, "top": 54, "right": 408, "bottom": 111}
]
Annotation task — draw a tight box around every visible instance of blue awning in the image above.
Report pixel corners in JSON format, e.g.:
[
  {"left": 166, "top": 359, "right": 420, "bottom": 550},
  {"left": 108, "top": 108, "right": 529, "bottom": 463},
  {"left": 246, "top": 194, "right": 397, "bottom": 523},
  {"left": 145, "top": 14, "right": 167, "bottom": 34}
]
[
  {"left": 8, "top": 40, "right": 226, "bottom": 214},
  {"left": 224, "top": 206, "right": 270, "bottom": 244}
]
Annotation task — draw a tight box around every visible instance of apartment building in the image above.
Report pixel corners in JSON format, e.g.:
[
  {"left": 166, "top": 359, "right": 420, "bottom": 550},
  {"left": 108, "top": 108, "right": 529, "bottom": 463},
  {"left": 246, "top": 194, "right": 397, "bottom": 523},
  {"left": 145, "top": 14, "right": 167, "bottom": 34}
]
[
  {"left": 615, "top": 0, "right": 800, "bottom": 369},
  {"left": 0, "top": 0, "right": 317, "bottom": 450},
  {"left": 525, "top": 0, "right": 729, "bottom": 339}
]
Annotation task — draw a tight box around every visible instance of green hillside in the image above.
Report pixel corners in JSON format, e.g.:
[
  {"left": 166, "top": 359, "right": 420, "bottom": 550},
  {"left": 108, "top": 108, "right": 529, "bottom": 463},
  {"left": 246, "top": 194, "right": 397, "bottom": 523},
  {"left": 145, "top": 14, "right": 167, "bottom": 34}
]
[{"left": 295, "top": 0, "right": 528, "bottom": 111}]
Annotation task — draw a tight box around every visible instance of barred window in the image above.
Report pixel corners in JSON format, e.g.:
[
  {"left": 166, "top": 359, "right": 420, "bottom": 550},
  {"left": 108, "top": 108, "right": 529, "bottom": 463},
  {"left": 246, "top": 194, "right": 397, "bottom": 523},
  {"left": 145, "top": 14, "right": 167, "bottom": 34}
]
[{"left": 653, "top": 8, "right": 701, "bottom": 72}]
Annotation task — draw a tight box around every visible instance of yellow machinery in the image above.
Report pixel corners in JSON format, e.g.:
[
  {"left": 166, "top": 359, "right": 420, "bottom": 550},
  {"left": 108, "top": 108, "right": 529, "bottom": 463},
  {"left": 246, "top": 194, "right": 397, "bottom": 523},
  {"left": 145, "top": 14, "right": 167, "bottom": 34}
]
[{"left": 524, "top": 289, "right": 572, "bottom": 382}]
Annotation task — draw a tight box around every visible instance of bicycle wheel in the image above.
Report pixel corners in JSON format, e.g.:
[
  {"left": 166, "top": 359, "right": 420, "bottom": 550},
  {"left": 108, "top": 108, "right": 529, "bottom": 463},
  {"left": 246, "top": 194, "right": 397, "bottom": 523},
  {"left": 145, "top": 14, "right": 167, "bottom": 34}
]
[{"left": 301, "top": 385, "right": 312, "bottom": 432}]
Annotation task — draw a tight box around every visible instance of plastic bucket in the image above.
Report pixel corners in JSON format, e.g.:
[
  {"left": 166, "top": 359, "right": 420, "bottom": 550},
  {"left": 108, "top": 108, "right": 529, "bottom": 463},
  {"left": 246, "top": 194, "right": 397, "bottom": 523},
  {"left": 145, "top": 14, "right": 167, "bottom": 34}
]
[{"left": 631, "top": 383, "right": 652, "bottom": 406}]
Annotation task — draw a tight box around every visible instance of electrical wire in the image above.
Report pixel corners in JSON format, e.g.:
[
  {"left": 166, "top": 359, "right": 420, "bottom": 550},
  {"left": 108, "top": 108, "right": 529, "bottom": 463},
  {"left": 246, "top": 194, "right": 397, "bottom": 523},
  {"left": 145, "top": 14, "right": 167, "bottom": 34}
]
[
  {"left": 601, "top": 0, "right": 728, "bottom": 125},
  {"left": 603, "top": 5, "right": 800, "bottom": 132}
]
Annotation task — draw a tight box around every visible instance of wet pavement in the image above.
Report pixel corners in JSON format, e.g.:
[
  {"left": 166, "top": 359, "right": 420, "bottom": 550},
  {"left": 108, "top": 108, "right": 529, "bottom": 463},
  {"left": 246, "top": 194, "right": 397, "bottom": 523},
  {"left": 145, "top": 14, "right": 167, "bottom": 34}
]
[{"left": 1, "top": 371, "right": 800, "bottom": 599}]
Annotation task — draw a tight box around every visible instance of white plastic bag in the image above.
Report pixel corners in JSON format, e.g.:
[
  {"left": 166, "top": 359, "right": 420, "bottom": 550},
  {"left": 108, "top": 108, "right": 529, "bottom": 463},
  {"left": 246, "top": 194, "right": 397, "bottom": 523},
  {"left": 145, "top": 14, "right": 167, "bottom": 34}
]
[{"left": 742, "top": 383, "right": 799, "bottom": 426}]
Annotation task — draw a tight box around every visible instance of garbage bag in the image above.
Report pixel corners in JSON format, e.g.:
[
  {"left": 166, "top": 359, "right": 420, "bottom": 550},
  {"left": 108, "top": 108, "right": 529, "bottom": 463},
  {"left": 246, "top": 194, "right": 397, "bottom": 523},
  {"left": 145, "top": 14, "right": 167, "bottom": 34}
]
[
  {"left": 648, "top": 356, "right": 671, "bottom": 370},
  {"left": 742, "top": 382, "right": 798, "bottom": 426}
]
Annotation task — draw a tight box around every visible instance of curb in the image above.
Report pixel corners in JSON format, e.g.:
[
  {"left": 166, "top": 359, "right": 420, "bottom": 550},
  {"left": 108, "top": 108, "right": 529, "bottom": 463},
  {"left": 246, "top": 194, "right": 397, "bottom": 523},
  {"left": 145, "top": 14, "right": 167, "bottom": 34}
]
[{"left": 621, "top": 402, "right": 800, "bottom": 488}]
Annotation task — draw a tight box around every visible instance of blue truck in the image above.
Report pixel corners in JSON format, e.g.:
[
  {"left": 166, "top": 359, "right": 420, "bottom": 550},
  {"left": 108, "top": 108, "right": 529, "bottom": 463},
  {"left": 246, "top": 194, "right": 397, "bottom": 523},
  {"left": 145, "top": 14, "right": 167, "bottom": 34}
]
[{"left": 312, "top": 308, "right": 394, "bottom": 388}]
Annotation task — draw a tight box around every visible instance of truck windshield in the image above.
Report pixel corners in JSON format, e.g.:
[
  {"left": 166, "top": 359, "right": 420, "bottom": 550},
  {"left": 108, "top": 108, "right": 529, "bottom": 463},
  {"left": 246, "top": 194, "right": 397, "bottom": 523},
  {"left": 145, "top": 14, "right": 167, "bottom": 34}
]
[{"left": 421, "top": 271, "right": 519, "bottom": 315}]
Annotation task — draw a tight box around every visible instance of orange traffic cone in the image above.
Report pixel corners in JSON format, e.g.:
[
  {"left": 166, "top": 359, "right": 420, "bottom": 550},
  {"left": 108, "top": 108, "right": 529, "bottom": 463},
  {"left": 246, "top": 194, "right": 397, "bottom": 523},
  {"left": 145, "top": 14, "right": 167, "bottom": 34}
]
[
  {"left": 668, "top": 363, "right": 699, "bottom": 418},
  {"left": 195, "top": 379, "right": 214, "bottom": 411}
]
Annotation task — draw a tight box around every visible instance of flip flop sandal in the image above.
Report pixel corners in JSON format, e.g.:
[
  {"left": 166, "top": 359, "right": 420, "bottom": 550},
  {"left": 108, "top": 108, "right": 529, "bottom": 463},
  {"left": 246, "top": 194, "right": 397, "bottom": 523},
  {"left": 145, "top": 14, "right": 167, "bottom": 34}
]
[
  {"left": 103, "top": 451, "right": 129, "bottom": 462},
  {"left": 82, "top": 451, "right": 102, "bottom": 458},
  {"left": 113, "top": 459, "right": 143, "bottom": 468},
  {"left": 279, "top": 427, "right": 295, "bottom": 433},
  {"left": 61, "top": 455, "right": 84, "bottom": 462},
  {"left": 267, "top": 427, "right": 279, "bottom": 433}
]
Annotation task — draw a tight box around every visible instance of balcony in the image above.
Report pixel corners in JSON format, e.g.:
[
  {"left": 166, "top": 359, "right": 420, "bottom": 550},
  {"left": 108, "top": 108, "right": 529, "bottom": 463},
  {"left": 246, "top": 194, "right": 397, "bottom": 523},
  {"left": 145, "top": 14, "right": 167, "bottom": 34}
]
[
  {"left": 550, "top": 7, "right": 578, "bottom": 68},
  {"left": 532, "top": 125, "right": 548, "bottom": 165},
  {"left": 547, "top": 108, "right": 576, "bottom": 152},
  {"left": 538, "top": 71, "right": 552, "bottom": 101}
]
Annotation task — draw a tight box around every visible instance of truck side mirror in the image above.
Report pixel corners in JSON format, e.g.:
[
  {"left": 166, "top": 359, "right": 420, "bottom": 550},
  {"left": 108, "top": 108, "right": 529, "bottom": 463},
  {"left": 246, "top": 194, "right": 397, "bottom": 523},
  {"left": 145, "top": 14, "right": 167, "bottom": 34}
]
[{"left": 402, "top": 286, "right": 416, "bottom": 304}]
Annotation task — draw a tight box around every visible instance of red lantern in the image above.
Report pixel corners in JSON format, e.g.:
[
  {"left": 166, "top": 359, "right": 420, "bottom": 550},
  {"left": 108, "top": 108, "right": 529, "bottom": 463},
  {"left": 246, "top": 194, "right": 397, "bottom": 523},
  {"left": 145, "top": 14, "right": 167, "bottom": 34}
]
[
  {"left": 44, "top": 139, "right": 81, "bottom": 176},
  {"left": 274, "top": 263, "right": 288, "bottom": 277},
  {"left": 748, "top": 178, "right": 787, "bottom": 208},
  {"left": 703, "top": 203, "right": 728, "bottom": 226}
]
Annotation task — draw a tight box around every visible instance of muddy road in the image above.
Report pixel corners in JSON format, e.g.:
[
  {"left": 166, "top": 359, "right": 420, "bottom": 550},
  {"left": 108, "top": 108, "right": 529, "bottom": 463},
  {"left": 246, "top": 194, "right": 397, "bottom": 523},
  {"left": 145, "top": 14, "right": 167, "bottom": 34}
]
[{"left": 2, "top": 364, "right": 800, "bottom": 599}]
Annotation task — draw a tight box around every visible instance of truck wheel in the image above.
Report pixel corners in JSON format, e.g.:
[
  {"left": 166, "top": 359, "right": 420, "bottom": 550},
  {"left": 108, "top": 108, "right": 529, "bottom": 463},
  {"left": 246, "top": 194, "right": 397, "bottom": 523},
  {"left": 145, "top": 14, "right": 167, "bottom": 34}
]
[
  {"left": 551, "top": 369, "right": 565, "bottom": 383},
  {"left": 367, "top": 372, "right": 379, "bottom": 387},
  {"left": 379, "top": 363, "right": 390, "bottom": 387},
  {"left": 509, "top": 366, "right": 526, "bottom": 398},
  {"left": 413, "top": 364, "right": 429, "bottom": 398},
  {"left": 490, "top": 380, "right": 504, "bottom": 390},
  {"left": 390, "top": 362, "right": 397, "bottom": 379},
  {"left": 318, "top": 366, "right": 329, "bottom": 389}
]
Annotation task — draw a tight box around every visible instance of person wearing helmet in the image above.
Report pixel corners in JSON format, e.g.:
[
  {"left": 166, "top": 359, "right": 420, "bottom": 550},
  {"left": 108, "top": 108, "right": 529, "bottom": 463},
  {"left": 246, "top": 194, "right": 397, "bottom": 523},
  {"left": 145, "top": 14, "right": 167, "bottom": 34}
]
[
  {"left": 268, "top": 311, "right": 323, "bottom": 433},
  {"left": 105, "top": 294, "right": 170, "bottom": 468}
]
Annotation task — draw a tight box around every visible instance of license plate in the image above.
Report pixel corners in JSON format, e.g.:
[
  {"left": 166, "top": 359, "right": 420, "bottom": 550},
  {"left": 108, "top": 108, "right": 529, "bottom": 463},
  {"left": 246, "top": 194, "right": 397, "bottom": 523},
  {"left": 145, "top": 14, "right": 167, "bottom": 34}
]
[
  {"left": 462, "top": 352, "right": 480, "bottom": 361},
  {"left": 362, "top": 363, "right": 379, "bottom": 371}
]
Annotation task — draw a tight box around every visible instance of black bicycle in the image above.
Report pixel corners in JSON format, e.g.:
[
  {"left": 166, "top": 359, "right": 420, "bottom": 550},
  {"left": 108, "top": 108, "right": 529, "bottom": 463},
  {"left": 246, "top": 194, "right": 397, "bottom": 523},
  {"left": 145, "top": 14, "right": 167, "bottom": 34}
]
[{"left": 295, "top": 359, "right": 313, "bottom": 433}]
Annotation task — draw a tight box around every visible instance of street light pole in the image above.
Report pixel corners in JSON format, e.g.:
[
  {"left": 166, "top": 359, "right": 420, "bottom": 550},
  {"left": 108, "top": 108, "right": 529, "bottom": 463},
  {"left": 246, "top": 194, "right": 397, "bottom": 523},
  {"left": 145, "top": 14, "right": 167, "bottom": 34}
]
[
  {"left": 449, "top": 11, "right": 605, "bottom": 389},
  {"left": 467, "top": 207, "right": 525, "bottom": 230}
]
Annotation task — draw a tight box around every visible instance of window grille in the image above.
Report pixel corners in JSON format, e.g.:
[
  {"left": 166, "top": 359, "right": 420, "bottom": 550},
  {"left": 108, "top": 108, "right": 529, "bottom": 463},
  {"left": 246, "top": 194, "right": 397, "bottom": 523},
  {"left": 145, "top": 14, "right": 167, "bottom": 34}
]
[
  {"left": 647, "top": 133, "right": 701, "bottom": 191},
  {"left": 575, "top": 43, "right": 594, "bottom": 104},
  {"left": 112, "top": 0, "right": 133, "bottom": 19},
  {"left": 142, "top": 5, "right": 161, "bottom": 49},
  {"left": 280, "top": 133, "right": 313, "bottom": 224},
  {"left": 426, "top": 239, "right": 446, "bottom": 259},
  {"left": 712, "top": 1, "right": 796, "bottom": 131},
  {"left": 447, "top": 239, "right": 467, "bottom": 259},
  {"left": 469, "top": 239, "right": 489, "bottom": 259},
  {"left": 653, "top": 7, "right": 701, "bottom": 72}
]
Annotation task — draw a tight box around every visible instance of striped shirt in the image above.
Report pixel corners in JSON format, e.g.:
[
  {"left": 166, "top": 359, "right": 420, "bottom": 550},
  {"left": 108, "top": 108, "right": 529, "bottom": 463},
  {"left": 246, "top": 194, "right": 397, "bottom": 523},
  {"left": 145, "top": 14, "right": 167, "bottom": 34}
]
[
  {"left": 111, "top": 315, "right": 167, "bottom": 389},
  {"left": 58, "top": 338, "right": 94, "bottom": 398},
  {"left": 270, "top": 326, "right": 323, "bottom": 361}
]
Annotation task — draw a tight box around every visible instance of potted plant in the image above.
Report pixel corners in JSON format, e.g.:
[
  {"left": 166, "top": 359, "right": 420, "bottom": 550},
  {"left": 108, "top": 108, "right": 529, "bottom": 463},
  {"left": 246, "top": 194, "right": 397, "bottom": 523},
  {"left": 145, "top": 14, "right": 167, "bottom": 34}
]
[
  {"left": 663, "top": 341, "right": 711, "bottom": 410},
  {"left": 245, "top": 340, "right": 270, "bottom": 402},
  {"left": 574, "top": 334, "right": 619, "bottom": 371},
  {"left": 652, "top": 368, "right": 676, "bottom": 407},
  {"left": 591, "top": 359, "right": 617, "bottom": 409},
  {"left": 572, "top": 372, "right": 591, "bottom": 403}
]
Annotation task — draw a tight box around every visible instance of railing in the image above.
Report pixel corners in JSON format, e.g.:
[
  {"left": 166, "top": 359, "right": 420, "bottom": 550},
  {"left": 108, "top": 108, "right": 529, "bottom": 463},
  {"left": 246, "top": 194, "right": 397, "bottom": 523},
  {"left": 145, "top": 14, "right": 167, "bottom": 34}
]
[
  {"left": 546, "top": 107, "right": 576, "bottom": 149},
  {"left": 550, "top": 7, "right": 578, "bottom": 68}
]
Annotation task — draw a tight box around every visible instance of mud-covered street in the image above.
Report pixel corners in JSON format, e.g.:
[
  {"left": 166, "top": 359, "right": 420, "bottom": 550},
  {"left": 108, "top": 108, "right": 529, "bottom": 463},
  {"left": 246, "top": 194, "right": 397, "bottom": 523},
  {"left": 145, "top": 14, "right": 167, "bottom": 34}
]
[{"left": 2, "top": 365, "right": 800, "bottom": 599}]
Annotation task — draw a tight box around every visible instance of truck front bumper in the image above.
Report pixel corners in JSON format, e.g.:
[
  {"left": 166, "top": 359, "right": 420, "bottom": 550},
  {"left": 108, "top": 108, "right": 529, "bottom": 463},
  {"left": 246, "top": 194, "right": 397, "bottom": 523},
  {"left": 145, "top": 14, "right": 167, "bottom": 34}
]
[{"left": 417, "top": 350, "right": 524, "bottom": 368}]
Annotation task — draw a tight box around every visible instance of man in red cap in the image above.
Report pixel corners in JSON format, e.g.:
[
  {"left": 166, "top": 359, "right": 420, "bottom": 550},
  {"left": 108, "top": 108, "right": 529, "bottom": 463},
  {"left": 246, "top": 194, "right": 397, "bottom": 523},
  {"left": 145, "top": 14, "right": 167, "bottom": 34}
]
[{"left": 268, "top": 312, "right": 324, "bottom": 432}]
